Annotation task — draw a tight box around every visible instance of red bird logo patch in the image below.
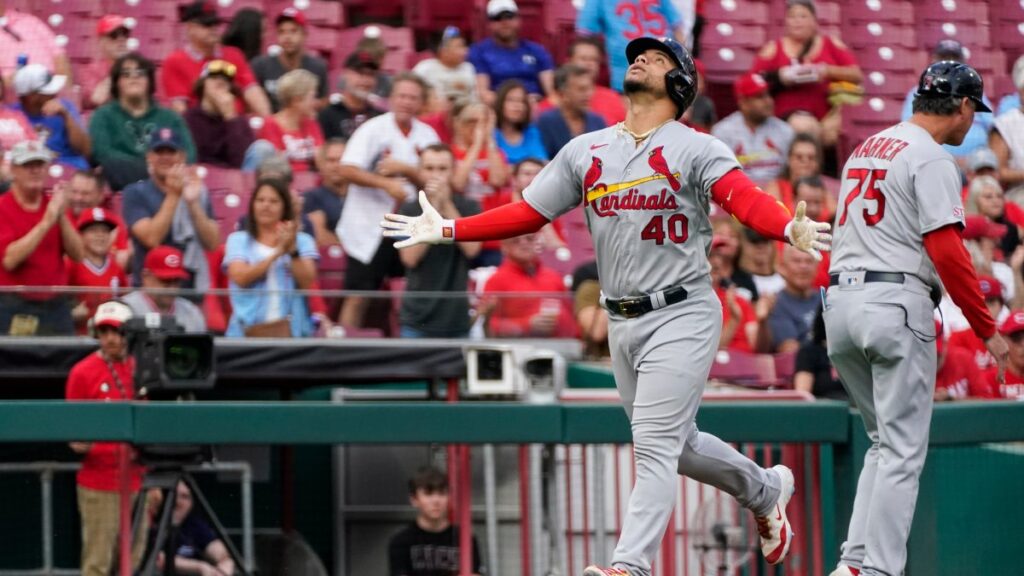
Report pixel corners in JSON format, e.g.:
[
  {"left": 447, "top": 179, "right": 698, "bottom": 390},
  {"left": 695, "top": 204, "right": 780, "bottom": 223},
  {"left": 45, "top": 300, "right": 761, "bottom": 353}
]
[{"left": 648, "top": 146, "right": 680, "bottom": 191}]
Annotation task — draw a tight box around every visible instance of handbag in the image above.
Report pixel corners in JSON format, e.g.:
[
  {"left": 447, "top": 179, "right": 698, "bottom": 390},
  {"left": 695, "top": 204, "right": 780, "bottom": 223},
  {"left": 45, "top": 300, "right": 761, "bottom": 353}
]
[{"left": 243, "top": 317, "right": 292, "bottom": 338}]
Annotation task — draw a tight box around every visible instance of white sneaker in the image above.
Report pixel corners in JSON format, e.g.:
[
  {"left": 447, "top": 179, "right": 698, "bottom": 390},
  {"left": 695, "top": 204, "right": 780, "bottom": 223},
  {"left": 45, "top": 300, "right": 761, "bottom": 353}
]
[
  {"left": 829, "top": 566, "right": 859, "bottom": 576},
  {"left": 755, "top": 464, "right": 795, "bottom": 565}
]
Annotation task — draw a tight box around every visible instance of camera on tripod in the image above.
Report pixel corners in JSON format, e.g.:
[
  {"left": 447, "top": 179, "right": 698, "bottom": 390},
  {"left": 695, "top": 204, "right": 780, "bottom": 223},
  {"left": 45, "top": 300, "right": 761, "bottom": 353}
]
[{"left": 125, "top": 314, "right": 216, "bottom": 398}]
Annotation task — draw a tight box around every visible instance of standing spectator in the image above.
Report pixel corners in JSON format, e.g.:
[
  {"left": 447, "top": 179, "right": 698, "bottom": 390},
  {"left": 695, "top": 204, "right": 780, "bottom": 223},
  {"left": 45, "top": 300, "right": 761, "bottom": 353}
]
[
  {"left": 989, "top": 66, "right": 1024, "bottom": 203},
  {"left": 303, "top": 139, "right": 348, "bottom": 247},
  {"left": 220, "top": 8, "right": 263, "bottom": 61},
  {"left": 965, "top": 175, "right": 1020, "bottom": 259},
  {"left": 90, "top": 54, "right": 197, "bottom": 191},
  {"left": 450, "top": 100, "right": 509, "bottom": 202},
  {"left": 572, "top": 260, "right": 609, "bottom": 358},
  {"left": 13, "top": 64, "right": 90, "bottom": 170},
  {"left": 0, "top": 142, "right": 84, "bottom": 335},
  {"left": 0, "top": 3, "right": 70, "bottom": 79},
  {"left": 80, "top": 16, "right": 133, "bottom": 112},
  {"left": 257, "top": 69, "right": 324, "bottom": 173},
  {"left": 576, "top": 0, "right": 683, "bottom": 92},
  {"left": 763, "top": 132, "right": 823, "bottom": 210},
  {"left": 68, "top": 171, "right": 132, "bottom": 271},
  {"left": 979, "top": 310, "right": 1024, "bottom": 399},
  {"left": 712, "top": 72, "right": 794, "bottom": 185},
  {"left": 66, "top": 301, "right": 147, "bottom": 576},
  {"left": 251, "top": 8, "right": 330, "bottom": 112},
  {"left": 413, "top": 26, "right": 477, "bottom": 107},
  {"left": 754, "top": 245, "right": 818, "bottom": 353},
  {"left": 793, "top": 307, "right": 848, "bottom": 400},
  {"left": 493, "top": 80, "right": 547, "bottom": 164},
  {"left": 481, "top": 233, "right": 576, "bottom": 338},
  {"left": 121, "top": 246, "right": 206, "bottom": 332},
  {"left": 160, "top": 0, "right": 271, "bottom": 117},
  {"left": 469, "top": 0, "right": 555, "bottom": 104},
  {"left": 122, "top": 128, "right": 220, "bottom": 289},
  {"left": 150, "top": 481, "right": 235, "bottom": 576},
  {"left": 710, "top": 236, "right": 757, "bottom": 352},
  {"left": 397, "top": 144, "right": 481, "bottom": 338},
  {"left": 566, "top": 37, "right": 626, "bottom": 126},
  {"left": 337, "top": 73, "right": 438, "bottom": 328},
  {"left": 536, "top": 65, "right": 606, "bottom": 158},
  {"left": 996, "top": 55, "right": 1024, "bottom": 117},
  {"left": 318, "top": 51, "right": 385, "bottom": 140},
  {"left": 224, "top": 178, "right": 319, "bottom": 338},
  {"left": 67, "top": 208, "right": 128, "bottom": 334},
  {"left": 0, "top": 76, "right": 37, "bottom": 152}
]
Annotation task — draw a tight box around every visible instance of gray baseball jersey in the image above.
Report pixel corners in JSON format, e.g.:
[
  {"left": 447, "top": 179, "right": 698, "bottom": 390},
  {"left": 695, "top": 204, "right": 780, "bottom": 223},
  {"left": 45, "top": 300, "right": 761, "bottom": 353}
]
[
  {"left": 523, "top": 122, "right": 740, "bottom": 300},
  {"left": 711, "top": 112, "right": 794, "bottom": 184}
]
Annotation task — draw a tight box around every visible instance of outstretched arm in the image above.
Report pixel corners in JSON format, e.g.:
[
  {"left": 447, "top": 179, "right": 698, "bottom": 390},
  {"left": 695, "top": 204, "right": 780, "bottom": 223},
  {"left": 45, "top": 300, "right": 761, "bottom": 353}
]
[{"left": 382, "top": 192, "right": 550, "bottom": 248}]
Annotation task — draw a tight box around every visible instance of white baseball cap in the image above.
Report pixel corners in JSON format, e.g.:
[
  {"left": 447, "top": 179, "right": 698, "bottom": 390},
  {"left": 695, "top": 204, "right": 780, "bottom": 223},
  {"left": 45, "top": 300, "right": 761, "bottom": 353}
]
[
  {"left": 486, "top": 0, "right": 518, "bottom": 18},
  {"left": 9, "top": 140, "right": 53, "bottom": 165},
  {"left": 94, "top": 301, "right": 133, "bottom": 330},
  {"left": 13, "top": 64, "right": 67, "bottom": 96}
]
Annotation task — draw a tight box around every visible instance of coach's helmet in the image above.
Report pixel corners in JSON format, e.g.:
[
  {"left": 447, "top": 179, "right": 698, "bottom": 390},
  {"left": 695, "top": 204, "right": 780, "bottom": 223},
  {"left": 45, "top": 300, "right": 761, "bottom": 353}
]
[
  {"left": 915, "top": 60, "right": 991, "bottom": 112},
  {"left": 625, "top": 36, "right": 697, "bottom": 119}
]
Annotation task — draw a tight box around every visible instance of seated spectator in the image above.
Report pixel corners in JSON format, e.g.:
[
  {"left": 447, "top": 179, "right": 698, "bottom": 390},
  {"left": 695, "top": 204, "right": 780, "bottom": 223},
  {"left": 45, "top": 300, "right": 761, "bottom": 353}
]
[
  {"left": 536, "top": 65, "right": 605, "bottom": 158},
  {"left": 763, "top": 132, "right": 824, "bottom": 210},
  {"left": 397, "top": 144, "right": 481, "bottom": 338},
  {"left": 711, "top": 218, "right": 758, "bottom": 301},
  {"left": 565, "top": 37, "right": 626, "bottom": 125},
  {"left": 122, "top": 246, "right": 207, "bottom": 332},
  {"left": 303, "top": 139, "right": 348, "bottom": 247},
  {"left": 793, "top": 306, "right": 847, "bottom": 400},
  {"left": 160, "top": 1, "right": 271, "bottom": 117},
  {"left": 979, "top": 310, "right": 1024, "bottom": 399},
  {"left": 414, "top": 26, "right": 477, "bottom": 109},
  {"left": 251, "top": 8, "right": 329, "bottom": 112},
  {"left": 258, "top": 69, "right": 324, "bottom": 173},
  {"left": 713, "top": 73, "right": 794, "bottom": 185},
  {"left": 67, "top": 209, "right": 128, "bottom": 334},
  {"left": 470, "top": 0, "right": 554, "bottom": 104},
  {"left": 150, "top": 481, "right": 235, "bottom": 576},
  {"left": 224, "top": 178, "right": 319, "bottom": 337},
  {"left": 0, "top": 3, "right": 69, "bottom": 79},
  {"left": 388, "top": 467, "right": 483, "bottom": 576},
  {"left": 221, "top": 8, "right": 263, "bottom": 61},
  {"left": 996, "top": 55, "right": 1024, "bottom": 117},
  {"left": 493, "top": 80, "right": 548, "bottom": 164},
  {"left": 710, "top": 236, "right": 757, "bottom": 352},
  {"left": 989, "top": 66, "right": 1024, "bottom": 203},
  {"left": 965, "top": 175, "right": 1020, "bottom": 258},
  {"left": 80, "top": 15, "right": 133, "bottom": 111},
  {"left": 123, "top": 128, "right": 220, "bottom": 289},
  {"left": 0, "top": 76, "right": 37, "bottom": 152},
  {"left": 354, "top": 34, "right": 395, "bottom": 99},
  {"left": 90, "top": 53, "right": 197, "bottom": 191},
  {"left": 935, "top": 320, "right": 987, "bottom": 401},
  {"left": 967, "top": 147, "right": 1000, "bottom": 182},
  {"left": 318, "top": 51, "right": 385, "bottom": 141},
  {"left": 963, "top": 215, "right": 1015, "bottom": 302},
  {"left": 755, "top": 245, "right": 817, "bottom": 353},
  {"left": 184, "top": 60, "right": 274, "bottom": 171},
  {"left": 481, "top": 233, "right": 576, "bottom": 338},
  {"left": 682, "top": 59, "right": 717, "bottom": 133},
  {"left": 751, "top": 0, "right": 862, "bottom": 145},
  {"left": 68, "top": 171, "right": 131, "bottom": 271},
  {"left": 738, "top": 228, "right": 783, "bottom": 297},
  {"left": 900, "top": 40, "right": 994, "bottom": 164},
  {"left": 450, "top": 100, "right": 509, "bottom": 202},
  {"left": 0, "top": 142, "right": 83, "bottom": 335},
  {"left": 13, "top": 64, "right": 90, "bottom": 170},
  {"left": 947, "top": 275, "right": 1008, "bottom": 371},
  {"left": 572, "top": 261, "right": 608, "bottom": 358}
]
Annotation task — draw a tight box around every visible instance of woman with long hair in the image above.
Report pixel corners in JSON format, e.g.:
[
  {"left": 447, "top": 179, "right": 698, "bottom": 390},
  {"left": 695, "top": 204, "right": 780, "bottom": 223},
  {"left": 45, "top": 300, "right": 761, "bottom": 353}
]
[
  {"left": 492, "top": 80, "right": 547, "bottom": 164},
  {"left": 763, "top": 132, "right": 823, "bottom": 211},
  {"left": 450, "top": 99, "right": 509, "bottom": 201}
]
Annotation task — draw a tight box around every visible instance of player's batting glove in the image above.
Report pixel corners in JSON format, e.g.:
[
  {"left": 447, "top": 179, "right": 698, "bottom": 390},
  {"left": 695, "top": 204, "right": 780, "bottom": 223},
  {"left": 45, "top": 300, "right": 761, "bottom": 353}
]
[
  {"left": 784, "top": 201, "right": 832, "bottom": 261},
  {"left": 381, "top": 191, "right": 455, "bottom": 249}
]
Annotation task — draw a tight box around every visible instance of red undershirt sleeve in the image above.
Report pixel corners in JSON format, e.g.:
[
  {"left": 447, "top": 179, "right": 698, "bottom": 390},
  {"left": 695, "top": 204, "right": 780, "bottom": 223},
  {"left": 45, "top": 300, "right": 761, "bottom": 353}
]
[
  {"left": 923, "top": 224, "right": 996, "bottom": 340},
  {"left": 452, "top": 201, "right": 550, "bottom": 242},
  {"left": 710, "top": 169, "right": 792, "bottom": 242}
]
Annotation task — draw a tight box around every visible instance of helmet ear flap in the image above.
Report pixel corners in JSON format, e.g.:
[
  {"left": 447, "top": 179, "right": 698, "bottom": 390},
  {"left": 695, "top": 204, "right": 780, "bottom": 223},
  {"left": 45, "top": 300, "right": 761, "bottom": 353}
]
[{"left": 665, "top": 67, "right": 697, "bottom": 119}]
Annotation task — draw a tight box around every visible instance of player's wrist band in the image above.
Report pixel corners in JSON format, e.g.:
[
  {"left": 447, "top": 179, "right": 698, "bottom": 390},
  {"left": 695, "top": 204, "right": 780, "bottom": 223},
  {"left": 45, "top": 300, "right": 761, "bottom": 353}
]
[{"left": 440, "top": 219, "right": 456, "bottom": 242}]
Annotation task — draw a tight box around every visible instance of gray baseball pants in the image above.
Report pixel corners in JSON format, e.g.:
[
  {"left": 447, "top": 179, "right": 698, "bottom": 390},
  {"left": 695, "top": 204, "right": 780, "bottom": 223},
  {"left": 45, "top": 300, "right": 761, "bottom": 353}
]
[
  {"left": 607, "top": 285, "right": 782, "bottom": 576},
  {"left": 824, "top": 273, "right": 937, "bottom": 576}
]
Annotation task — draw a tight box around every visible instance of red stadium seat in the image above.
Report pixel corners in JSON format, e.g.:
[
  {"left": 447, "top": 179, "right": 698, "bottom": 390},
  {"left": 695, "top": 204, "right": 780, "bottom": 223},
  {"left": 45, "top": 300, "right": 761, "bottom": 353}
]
[
  {"left": 337, "top": 25, "right": 414, "bottom": 74},
  {"left": 701, "top": 46, "right": 757, "bottom": 83},
  {"left": 844, "top": 0, "right": 914, "bottom": 24},
  {"left": 989, "top": 0, "right": 1024, "bottom": 23},
  {"left": 701, "top": 22, "right": 767, "bottom": 50},
  {"left": 705, "top": 0, "right": 770, "bottom": 25},
  {"left": 201, "top": 166, "right": 249, "bottom": 239},
  {"left": 216, "top": 0, "right": 264, "bottom": 21},
  {"left": 862, "top": 69, "right": 916, "bottom": 98},
  {"left": 109, "top": 0, "right": 178, "bottom": 22},
  {"left": 405, "top": 0, "right": 477, "bottom": 34},
  {"left": 992, "top": 22, "right": 1024, "bottom": 56},
  {"left": 292, "top": 171, "right": 321, "bottom": 193},
  {"left": 36, "top": 0, "right": 102, "bottom": 17},
  {"left": 264, "top": 0, "right": 345, "bottom": 28},
  {"left": 845, "top": 22, "right": 918, "bottom": 49},
  {"left": 304, "top": 26, "right": 340, "bottom": 61},
  {"left": 916, "top": 0, "right": 989, "bottom": 24},
  {"left": 856, "top": 45, "right": 928, "bottom": 73},
  {"left": 709, "top": 351, "right": 778, "bottom": 388},
  {"left": 845, "top": 96, "right": 903, "bottom": 125},
  {"left": 917, "top": 22, "right": 991, "bottom": 51}
]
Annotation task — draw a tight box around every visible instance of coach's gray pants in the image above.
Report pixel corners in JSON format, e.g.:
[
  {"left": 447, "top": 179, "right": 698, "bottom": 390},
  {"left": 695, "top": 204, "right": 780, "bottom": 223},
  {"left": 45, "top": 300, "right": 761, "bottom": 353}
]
[
  {"left": 824, "top": 274, "right": 937, "bottom": 576},
  {"left": 607, "top": 286, "right": 781, "bottom": 576}
]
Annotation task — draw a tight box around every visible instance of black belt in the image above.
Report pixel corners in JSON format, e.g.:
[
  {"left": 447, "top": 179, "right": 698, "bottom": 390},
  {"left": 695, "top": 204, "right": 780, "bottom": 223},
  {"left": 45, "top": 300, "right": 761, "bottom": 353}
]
[
  {"left": 829, "top": 271, "right": 906, "bottom": 286},
  {"left": 603, "top": 285, "right": 688, "bottom": 319}
]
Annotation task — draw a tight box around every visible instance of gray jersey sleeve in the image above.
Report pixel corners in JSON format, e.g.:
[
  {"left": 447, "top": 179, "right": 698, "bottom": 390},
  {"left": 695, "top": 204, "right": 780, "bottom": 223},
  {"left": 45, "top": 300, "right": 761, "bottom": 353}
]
[
  {"left": 690, "top": 137, "right": 742, "bottom": 199},
  {"left": 522, "top": 139, "right": 583, "bottom": 220},
  {"left": 914, "top": 157, "right": 965, "bottom": 234}
]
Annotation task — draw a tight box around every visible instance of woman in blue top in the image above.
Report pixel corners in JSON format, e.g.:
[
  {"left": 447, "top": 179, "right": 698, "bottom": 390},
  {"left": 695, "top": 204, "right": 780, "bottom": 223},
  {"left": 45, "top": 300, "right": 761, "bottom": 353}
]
[
  {"left": 493, "top": 80, "right": 548, "bottom": 164},
  {"left": 224, "top": 178, "right": 319, "bottom": 337}
]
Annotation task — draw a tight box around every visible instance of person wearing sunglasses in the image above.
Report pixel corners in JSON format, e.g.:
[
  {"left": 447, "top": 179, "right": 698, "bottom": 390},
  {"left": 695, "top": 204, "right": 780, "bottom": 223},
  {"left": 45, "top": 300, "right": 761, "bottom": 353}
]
[
  {"left": 80, "top": 15, "right": 133, "bottom": 111},
  {"left": 468, "top": 0, "right": 555, "bottom": 105},
  {"left": 413, "top": 26, "right": 477, "bottom": 110},
  {"left": 89, "top": 53, "right": 197, "bottom": 191}
]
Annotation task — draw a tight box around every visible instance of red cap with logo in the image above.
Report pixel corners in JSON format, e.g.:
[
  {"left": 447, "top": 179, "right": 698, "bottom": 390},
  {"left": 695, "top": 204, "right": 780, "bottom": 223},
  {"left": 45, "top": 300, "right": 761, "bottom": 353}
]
[
  {"left": 978, "top": 275, "right": 1003, "bottom": 300},
  {"left": 76, "top": 207, "right": 121, "bottom": 232},
  {"left": 734, "top": 72, "right": 770, "bottom": 99},
  {"left": 276, "top": 7, "right": 307, "bottom": 27},
  {"left": 97, "top": 15, "right": 130, "bottom": 37},
  {"left": 999, "top": 309, "right": 1024, "bottom": 336},
  {"left": 143, "top": 246, "right": 191, "bottom": 281}
]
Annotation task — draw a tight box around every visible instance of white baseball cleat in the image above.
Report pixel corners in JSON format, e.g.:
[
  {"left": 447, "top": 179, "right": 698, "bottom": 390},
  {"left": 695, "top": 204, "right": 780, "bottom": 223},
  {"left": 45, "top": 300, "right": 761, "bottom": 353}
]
[
  {"left": 755, "top": 464, "right": 795, "bottom": 565},
  {"left": 829, "top": 565, "right": 860, "bottom": 576},
  {"left": 582, "top": 566, "right": 630, "bottom": 576}
]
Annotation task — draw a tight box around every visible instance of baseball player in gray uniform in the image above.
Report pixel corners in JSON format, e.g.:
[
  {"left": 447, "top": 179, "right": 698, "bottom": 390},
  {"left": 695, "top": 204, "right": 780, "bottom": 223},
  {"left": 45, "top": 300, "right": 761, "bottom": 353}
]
[
  {"left": 825, "top": 61, "right": 1008, "bottom": 576},
  {"left": 382, "top": 37, "right": 831, "bottom": 576}
]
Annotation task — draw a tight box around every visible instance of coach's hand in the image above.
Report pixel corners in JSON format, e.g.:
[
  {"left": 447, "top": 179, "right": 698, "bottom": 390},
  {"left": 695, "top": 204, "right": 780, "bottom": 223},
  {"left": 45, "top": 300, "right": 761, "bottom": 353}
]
[
  {"left": 785, "top": 201, "right": 832, "bottom": 261},
  {"left": 381, "top": 191, "right": 454, "bottom": 249},
  {"left": 986, "top": 333, "right": 1009, "bottom": 385}
]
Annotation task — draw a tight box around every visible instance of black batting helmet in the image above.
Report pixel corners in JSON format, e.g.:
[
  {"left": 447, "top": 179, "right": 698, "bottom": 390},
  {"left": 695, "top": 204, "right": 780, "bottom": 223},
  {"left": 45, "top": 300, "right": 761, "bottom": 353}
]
[
  {"left": 625, "top": 36, "right": 697, "bottom": 119},
  {"left": 915, "top": 60, "right": 991, "bottom": 112}
]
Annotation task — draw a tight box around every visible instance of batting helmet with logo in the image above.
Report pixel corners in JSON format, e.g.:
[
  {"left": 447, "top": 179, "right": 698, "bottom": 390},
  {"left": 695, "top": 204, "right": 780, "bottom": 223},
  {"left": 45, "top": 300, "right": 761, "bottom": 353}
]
[
  {"left": 625, "top": 36, "right": 697, "bottom": 119},
  {"left": 915, "top": 60, "right": 991, "bottom": 112}
]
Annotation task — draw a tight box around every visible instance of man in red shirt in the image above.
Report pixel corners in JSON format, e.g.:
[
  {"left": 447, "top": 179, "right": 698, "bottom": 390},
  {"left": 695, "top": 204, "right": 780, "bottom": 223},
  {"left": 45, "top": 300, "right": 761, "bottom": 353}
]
[
  {"left": 710, "top": 236, "right": 757, "bottom": 351},
  {"left": 980, "top": 310, "right": 1024, "bottom": 399},
  {"left": 66, "top": 301, "right": 147, "bottom": 576},
  {"left": 160, "top": 1, "right": 270, "bottom": 117},
  {"left": 935, "top": 320, "right": 989, "bottom": 400},
  {"left": 0, "top": 141, "right": 84, "bottom": 335},
  {"left": 68, "top": 208, "right": 129, "bottom": 334},
  {"left": 947, "top": 275, "right": 1007, "bottom": 371}
]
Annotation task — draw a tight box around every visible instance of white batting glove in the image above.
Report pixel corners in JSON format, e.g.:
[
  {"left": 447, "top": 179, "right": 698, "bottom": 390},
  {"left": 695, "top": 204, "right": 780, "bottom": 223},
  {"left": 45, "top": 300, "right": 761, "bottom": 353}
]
[
  {"left": 380, "top": 191, "right": 455, "bottom": 249},
  {"left": 784, "top": 200, "right": 832, "bottom": 261}
]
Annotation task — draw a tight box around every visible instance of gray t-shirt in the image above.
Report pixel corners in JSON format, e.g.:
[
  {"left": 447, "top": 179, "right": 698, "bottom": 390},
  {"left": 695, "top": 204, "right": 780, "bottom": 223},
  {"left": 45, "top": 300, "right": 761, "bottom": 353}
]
[
  {"left": 711, "top": 111, "right": 793, "bottom": 184},
  {"left": 121, "top": 290, "right": 207, "bottom": 333},
  {"left": 830, "top": 122, "right": 964, "bottom": 288},
  {"left": 250, "top": 54, "right": 330, "bottom": 112},
  {"left": 767, "top": 289, "right": 818, "bottom": 350},
  {"left": 523, "top": 122, "right": 740, "bottom": 299}
]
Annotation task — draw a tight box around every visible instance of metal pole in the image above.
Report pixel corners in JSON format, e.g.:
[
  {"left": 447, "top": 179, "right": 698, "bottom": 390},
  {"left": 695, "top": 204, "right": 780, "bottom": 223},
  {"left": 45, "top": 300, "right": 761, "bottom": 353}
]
[
  {"left": 529, "top": 444, "right": 545, "bottom": 576},
  {"left": 40, "top": 469, "right": 53, "bottom": 574},
  {"left": 483, "top": 444, "right": 499, "bottom": 576},
  {"left": 518, "top": 446, "right": 532, "bottom": 576},
  {"left": 592, "top": 446, "right": 607, "bottom": 567},
  {"left": 551, "top": 445, "right": 567, "bottom": 576},
  {"left": 241, "top": 464, "right": 254, "bottom": 572},
  {"left": 459, "top": 445, "right": 473, "bottom": 576}
]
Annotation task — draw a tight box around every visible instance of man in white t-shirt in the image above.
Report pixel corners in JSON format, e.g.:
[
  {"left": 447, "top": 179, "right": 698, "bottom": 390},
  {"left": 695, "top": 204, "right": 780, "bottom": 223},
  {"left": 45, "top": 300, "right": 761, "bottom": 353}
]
[
  {"left": 413, "top": 26, "right": 477, "bottom": 108},
  {"left": 337, "top": 73, "right": 440, "bottom": 328}
]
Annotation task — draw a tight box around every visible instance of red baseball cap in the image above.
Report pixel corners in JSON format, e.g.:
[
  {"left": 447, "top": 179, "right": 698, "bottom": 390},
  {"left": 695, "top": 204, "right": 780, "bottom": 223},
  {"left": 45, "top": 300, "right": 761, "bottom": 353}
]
[
  {"left": 76, "top": 207, "right": 120, "bottom": 232},
  {"left": 711, "top": 235, "right": 729, "bottom": 250},
  {"left": 734, "top": 72, "right": 770, "bottom": 100},
  {"left": 276, "top": 7, "right": 307, "bottom": 27},
  {"left": 97, "top": 15, "right": 130, "bottom": 37},
  {"left": 144, "top": 246, "right": 191, "bottom": 281},
  {"left": 978, "top": 275, "right": 1003, "bottom": 301},
  {"left": 962, "top": 215, "right": 1007, "bottom": 240},
  {"left": 999, "top": 309, "right": 1024, "bottom": 336}
]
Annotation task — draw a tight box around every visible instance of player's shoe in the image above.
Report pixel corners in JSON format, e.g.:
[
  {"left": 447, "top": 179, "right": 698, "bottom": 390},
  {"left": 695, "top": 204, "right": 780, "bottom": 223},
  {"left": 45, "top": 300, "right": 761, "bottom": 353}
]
[
  {"left": 829, "top": 566, "right": 860, "bottom": 576},
  {"left": 755, "top": 464, "right": 795, "bottom": 565},
  {"left": 582, "top": 566, "right": 630, "bottom": 576}
]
